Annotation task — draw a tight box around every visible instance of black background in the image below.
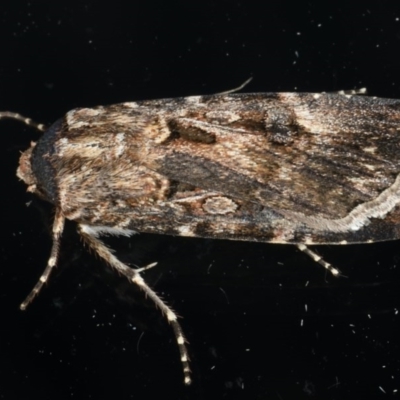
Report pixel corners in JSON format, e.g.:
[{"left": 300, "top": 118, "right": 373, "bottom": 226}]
[{"left": 1, "top": 1, "right": 400, "bottom": 399}]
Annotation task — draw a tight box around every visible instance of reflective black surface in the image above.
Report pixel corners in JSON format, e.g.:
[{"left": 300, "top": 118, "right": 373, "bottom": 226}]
[{"left": 1, "top": 2, "right": 400, "bottom": 399}]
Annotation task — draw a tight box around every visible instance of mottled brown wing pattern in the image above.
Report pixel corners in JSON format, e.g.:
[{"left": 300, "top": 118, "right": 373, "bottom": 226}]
[{"left": 46, "top": 93, "right": 400, "bottom": 244}]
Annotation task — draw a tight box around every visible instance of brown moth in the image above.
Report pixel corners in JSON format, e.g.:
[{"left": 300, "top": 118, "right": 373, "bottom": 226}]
[{"left": 3, "top": 88, "right": 400, "bottom": 384}]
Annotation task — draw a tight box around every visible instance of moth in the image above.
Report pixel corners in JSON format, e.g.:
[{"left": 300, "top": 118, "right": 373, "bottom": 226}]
[{"left": 3, "top": 87, "right": 400, "bottom": 385}]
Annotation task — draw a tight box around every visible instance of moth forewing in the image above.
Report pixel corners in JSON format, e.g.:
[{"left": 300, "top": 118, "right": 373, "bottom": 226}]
[{"left": 3, "top": 89, "right": 400, "bottom": 385}]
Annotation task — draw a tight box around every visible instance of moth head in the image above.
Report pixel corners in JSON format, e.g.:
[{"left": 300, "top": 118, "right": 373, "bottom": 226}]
[{"left": 17, "top": 119, "right": 61, "bottom": 204}]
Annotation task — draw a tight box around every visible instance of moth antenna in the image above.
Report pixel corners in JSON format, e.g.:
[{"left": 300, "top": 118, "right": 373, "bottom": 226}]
[
  {"left": 0, "top": 111, "right": 46, "bottom": 132},
  {"left": 20, "top": 208, "right": 65, "bottom": 310},
  {"left": 78, "top": 224, "right": 192, "bottom": 385},
  {"left": 215, "top": 77, "right": 253, "bottom": 95},
  {"left": 296, "top": 244, "right": 341, "bottom": 277}
]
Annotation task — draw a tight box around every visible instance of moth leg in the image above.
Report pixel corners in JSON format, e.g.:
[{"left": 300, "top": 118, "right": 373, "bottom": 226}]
[
  {"left": 296, "top": 244, "right": 340, "bottom": 277},
  {"left": 0, "top": 111, "right": 46, "bottom": 131},
  {"left": 327, "top": 88, "right": 367, "bottom": 96},
  {"left": 78, "top": 224, "right": 192, "bottom": 385},
  {"left": 135, "top": 261, "right": 158, "bottom": 273},
  {"left": 20, "top": 208, "right": 65, "bottom": 310}
]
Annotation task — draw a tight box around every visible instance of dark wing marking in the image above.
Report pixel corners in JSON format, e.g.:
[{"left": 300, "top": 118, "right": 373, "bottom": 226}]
[{"left": 143, "top": 93, "right": 400, "bottom": 220}]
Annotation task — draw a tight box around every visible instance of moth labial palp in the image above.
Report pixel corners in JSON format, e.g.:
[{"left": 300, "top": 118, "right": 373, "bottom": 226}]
[{"left": 3, "top": 87, "right": 400, "bottom": 385}]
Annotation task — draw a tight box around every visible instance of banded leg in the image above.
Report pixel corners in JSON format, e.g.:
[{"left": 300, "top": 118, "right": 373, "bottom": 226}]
[
  {"left": 297, "top": 244, "right": 340, "bottom": 277},
  {"left": 326, "top": 88, "right": 367, "bottom": 96},
  {"left": 20, "top": 208, "right": 65, "bottom": 310},
  {"left": 78, "top": 224, "right": 192, "bottom": 385}
]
